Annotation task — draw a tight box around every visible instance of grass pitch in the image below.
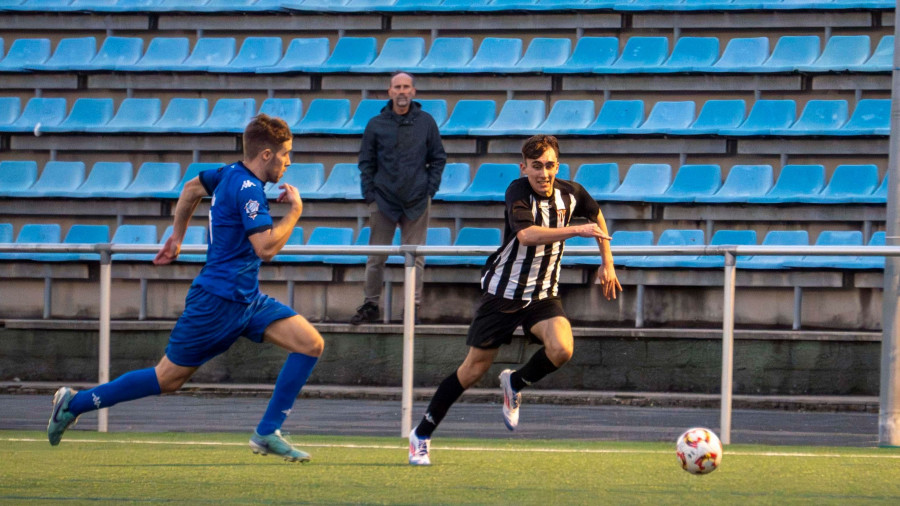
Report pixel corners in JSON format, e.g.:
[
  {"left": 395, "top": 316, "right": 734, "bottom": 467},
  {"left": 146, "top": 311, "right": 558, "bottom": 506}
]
[{"left": 2, "top": 430, "right": 900, "bottom": 505}]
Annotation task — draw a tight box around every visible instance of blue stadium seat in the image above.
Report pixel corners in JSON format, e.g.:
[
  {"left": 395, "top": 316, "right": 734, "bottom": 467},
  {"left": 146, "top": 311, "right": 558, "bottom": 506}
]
[
  {"left": 310, "top": 37, "right": 377, "bottom": 72},
  {"left": 160, "top": 37, "right": 235, "bottom": 71},
  {"left": 0, "top": 37, "right": 3, "bottom": 58},
  {"left": 109, "top": 224, "right": 159, "bottom": 262},
  {"left": 559, "top": 235, "right": 605, "bottom": 266},
  {"left": 108, "top": 162, "right": 180, "bottom": 198},
  {"left": 468, "top": 99, "right": 545, "bottom": 136},
  {"left": 784, "top": 230, "right": 864, "bottom": 269},
  {"left": 556, "top": 163, "right": 571, "bottom": 181},
  {"left": 747, "top": 164, "right": 825, "bottom": 203},
  {"left": 597, "top": 163, "right": 671, "bottom": 201},
  {"left": 438, "top": 163, "right": 521, "bottom": 201},
  {"left": 854, "top": 172, "right": 888, "bottom": 204},
  {"left": 799, "top": 164, "right": 879, "bottom": 203},
  {"left": 255, "top": 38, "right": 329, "bottom": 73},
  {"left": 292, "top": 99, "right": 350, "bottom": 135},
  {"left": 545, "top": 36, "right": 617, "bottom": 73},
  {"left": 736, "top": 230, "right": 808, "bottom": 270},
  {"left": 855, "top": 231, "right": 886, "bottom": 270},
  {"left": 502, "top": 37, "right": 571, "bottom": 72},
  {"left": 41, "top": 98, "right": 114, "bottom": 133},
  {"left": 428, "top": 227, "right": 501, "bottom": 266},
  {"left": 0, "top": 97, "right": 66, "bottom": 133},
  {"left": 0, "top": 160, "right": 38, "bottom": 196},
  {"left": 797, "top": 35, "right": 870, "bottom": 72},
  {"left": 836, "top": 99, "right": 890, "bottom": 136},
  {"left": 464, "top": 37, "right": 523, "bottom": 72},
  {"left": 644, "top": 164, "right": 722, "bottom": 203},
  {"left": 694, "top": 164, "right": 773, "bottom": 203},
  {"left": 258, "top": 98, "right": 303, "bottom": 128},
  {"left": 0, "top": 38, "right": 49, "bottom": 71},
  {"left": 439, "top": 99, "right": 495, "bottom": 135},
  {"left": 718, "top": 99, "right": 796, "bottom": 136},
  {"left": 26, "top": 224, "right": 110, "bottom": 262},
  {"left": 15, "top": 161, "right": 85, "bottom": 197},
  {"left": 182, "top": 98, "right": 255, "bottom": 133},
  {"left": 0, "top": 96, "right": 20, "bottom": 127},
  {"left": 384, "top": 0, "right": 444, "bottom": 10},
  {"left": 626, "top": 229, "right": 706, "bottom": 268},
  {"left": 676, "top": 229, "right": 758, "bottom": 269},
  {"left": 86, "top": 98, "right": 161, "bottom": 133},
  {"left": 199, "top": 0, "right": 283, "bottom": 12},
  {"left": 609, "top": 230, "right": 655, "bottom": 267},
  {"left": 536, "top": 100, "right": 595, "bottom": 135},
  {"left": 573, "top": 163, "right": 619, "bottom": 197},
  {"left": 770, "top": 100, "right": 848, "bottom": 136},
  {"left": 158, "top": 225, "right": 207, "bottom": 263},
  {"left": 145, "top": 98, "right": 209, "bottom": 133},
  {"left": 117, "top": 37, "right": 189, "bottom": 71},
  {"left": 652, "top": 36, "right": 719, "bottom": 72},
  {"left": 434, "top": 162, "right": 470, "bottom": 200},
  {"left": 0, "top": 223, "right": 61, "bottom": 261},
  {"left": 265, "top": 163, "right": 325, "bottom": 199},
  {"left": 320, "top": 225, "right": 372, "bottom": 265},
  {"left": 272, "top": 226, "right": 305, "bottom": 263},
  {"left": 848, "top": 35, "right": 892, "bottom": 72},
  {"left": 77, "top": 36, "right": 143, "bottom": 70},
  {"left": 757, "top": 35, "right": 820, "bottom": 72},
  {"left": 418, "top": 99, "right": 448, "bottom": 127},
  {"left": 71, "top": 161, "right": 133, "bottom": 198},
  {"left": 598, "top": 36, "right": 668, "bottom": 73},
  {"left": 415, "top": 37, "right": 473, "bottom": 73},
  {"left": 708, "top": 37, "right": 769, "bottom": 72},
  {"left": 670, "top": 99, "right": 745, "bottom": 135},
  {"left": 155, "top": 162, "right": 222, "bottom": 199},
  {"left": 207, "top": 36, "right": 281, "bottom": 72},
  {"left": 351, "top": 37, "right": 425, "bottom": 72},
  {"left": 0, "top": 223, "right": 12, "bottom": 243},
  {"left": 311, "top": 163, "right": 362, "bottom": 199},
  {"left": 323, "top": 99, "right": 383, "bottom": 135},
  {"left": 618, "top": 101, "right": 695, "bottom": 134},
  {"left": 571, "top": 100, "right": 644, "bottom": 135},
  {"left": 27, "top": 37, "right": 95, "bottom": 71},
  {"left": 299, "top": 227, "right": 355, "bottom": 264},
  {"left": 387, "top": 227, "right": 453, "bottom": 265}
]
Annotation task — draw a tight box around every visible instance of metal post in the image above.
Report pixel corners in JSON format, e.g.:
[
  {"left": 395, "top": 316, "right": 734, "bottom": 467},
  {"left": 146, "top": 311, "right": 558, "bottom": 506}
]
[
  {"left": 384, "top": 280, "right": 393, "bottom": 323},
  {"left": 635, "top": 284, "right": 645, "bottom": 328},
  {"left": 400, "top": 248, "right": 417, "bottom": 437},
  {"left": 98, "top": 248, "right": 111, "bottom": 433},
  {"left": 792, "top": 286, "right": 802, "bottom": 331},
  {"left": 720, "top": 251, "right": 736, "bottom": 445},
  {"left": 139, "top": 278, "right": 147, "bottom": 321},
  {"left": 43, "top": 277, "right": 51, "bottom": 319}
]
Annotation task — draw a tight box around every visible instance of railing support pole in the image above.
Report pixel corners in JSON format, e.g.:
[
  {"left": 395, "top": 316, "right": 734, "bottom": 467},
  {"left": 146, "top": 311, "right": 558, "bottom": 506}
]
[
  {"left": 720, "top": 251, "right": 736, "bottom": 445},
  {"left": 98, "top": 248, "right": 111, "bottom": 433},
  {"left": 400, "top": 248, "right": 417, "bottom": 437}
]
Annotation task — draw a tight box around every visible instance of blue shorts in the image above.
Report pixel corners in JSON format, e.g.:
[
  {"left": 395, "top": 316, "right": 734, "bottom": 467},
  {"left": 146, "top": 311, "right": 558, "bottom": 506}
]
[{"left": 165, "top": 285, "right": 297, "bottom": 367}]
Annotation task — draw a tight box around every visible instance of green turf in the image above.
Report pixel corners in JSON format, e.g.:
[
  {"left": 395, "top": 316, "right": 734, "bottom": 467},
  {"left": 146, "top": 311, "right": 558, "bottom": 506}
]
[{"left": 2, "top": 430, "right": 900, "bottom": 505}]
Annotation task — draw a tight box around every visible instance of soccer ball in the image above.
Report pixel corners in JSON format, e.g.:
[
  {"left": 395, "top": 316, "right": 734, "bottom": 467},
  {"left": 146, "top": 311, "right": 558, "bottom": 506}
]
[{"left": 676, "top": 427, "right": 722, "bottom": 475}]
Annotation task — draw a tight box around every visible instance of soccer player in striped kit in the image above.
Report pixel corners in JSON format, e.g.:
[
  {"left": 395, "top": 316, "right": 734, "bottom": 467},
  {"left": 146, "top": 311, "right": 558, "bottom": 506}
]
[{"left": 408, "top": 134, "right": 622, "bottom": 465}]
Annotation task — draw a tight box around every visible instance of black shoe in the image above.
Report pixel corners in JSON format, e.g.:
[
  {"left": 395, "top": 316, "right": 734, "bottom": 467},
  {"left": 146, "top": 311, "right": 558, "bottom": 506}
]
[{"left": 350, "top": 302, "right": 380, "bottom": 325}]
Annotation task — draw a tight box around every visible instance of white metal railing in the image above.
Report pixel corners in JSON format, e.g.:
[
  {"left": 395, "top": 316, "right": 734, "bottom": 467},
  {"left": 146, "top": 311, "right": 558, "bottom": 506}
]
[{"left": 2, "top": 242, "right": 899, "bottom": 443}]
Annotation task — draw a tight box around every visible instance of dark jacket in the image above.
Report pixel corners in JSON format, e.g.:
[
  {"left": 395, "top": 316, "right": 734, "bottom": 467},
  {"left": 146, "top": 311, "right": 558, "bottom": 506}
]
[{"left": 358, "top": 100, "right": 447, "bottom": 222}]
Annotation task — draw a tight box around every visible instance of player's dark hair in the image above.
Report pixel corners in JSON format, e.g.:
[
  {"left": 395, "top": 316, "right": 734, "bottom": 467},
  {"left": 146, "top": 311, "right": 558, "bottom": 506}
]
[
  {"left": 521, "top": 134, "right": 559, "bottom": 160},
  {"left": 243, "top": 113, "right": 292, "bottom": 160}
]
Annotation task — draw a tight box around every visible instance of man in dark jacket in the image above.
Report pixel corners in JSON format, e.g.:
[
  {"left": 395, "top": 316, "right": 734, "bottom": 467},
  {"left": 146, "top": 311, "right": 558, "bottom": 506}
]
[{"left": 351, "top": 71, "right": 447, "bottom": 325}]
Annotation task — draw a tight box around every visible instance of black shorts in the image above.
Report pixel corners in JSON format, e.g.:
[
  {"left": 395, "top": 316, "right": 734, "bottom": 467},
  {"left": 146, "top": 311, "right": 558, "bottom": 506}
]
[{"left": 466, "top": 293, "right": 567, "bottom": 349}]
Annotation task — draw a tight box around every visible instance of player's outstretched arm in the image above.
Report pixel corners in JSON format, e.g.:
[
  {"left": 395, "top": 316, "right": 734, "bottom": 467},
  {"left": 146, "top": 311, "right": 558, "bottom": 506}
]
[
  {"left": 249, "top": 182, "right": 302, "bottom": 262},
  {"left": 154, "top": 177, "right": 207, "bottom": 265},
  {"left": 593, "top": 208, "right": 622, "bottom": 300}
]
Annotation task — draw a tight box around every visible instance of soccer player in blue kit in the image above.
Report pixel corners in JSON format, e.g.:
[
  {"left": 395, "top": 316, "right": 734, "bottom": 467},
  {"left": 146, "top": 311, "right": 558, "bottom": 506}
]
[{"left": 47, "top": 114, "right": 324, "bottom": 462}]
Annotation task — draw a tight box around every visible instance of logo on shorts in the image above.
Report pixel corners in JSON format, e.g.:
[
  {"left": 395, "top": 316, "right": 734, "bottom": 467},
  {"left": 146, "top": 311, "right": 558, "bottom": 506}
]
[
  {"left": 241, "top": 179, "right": 256, "bottom": 190},
  {"left": 244, "top": 199, "right": 260, "bottom": 220}
]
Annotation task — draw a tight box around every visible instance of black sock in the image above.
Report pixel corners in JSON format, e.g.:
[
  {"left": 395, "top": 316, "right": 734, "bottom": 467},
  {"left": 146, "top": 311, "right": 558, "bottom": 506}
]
[
  {"left": 510, "top": 348, "right": 558, "bottom": 392},
  {"left": 415, "top": 371, "right": 465, "bottom": 438}
]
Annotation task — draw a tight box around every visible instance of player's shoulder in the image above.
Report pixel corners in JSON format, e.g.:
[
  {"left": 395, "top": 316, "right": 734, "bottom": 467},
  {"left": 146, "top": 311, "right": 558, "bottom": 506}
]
[{"left": 553, "top": 178, "right": 580, "bottom": 193}]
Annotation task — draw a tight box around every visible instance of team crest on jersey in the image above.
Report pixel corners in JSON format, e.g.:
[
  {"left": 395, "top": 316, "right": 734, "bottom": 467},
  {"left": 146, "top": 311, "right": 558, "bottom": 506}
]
[
  {"left": 244, "top": 199, "right": 260, "bottom": 220},
  {"left": 240, "top": 179, "right": 256, "bottom": 190},
  {"left": 557, "top": 209, "right": 567, "bottom": 224}
]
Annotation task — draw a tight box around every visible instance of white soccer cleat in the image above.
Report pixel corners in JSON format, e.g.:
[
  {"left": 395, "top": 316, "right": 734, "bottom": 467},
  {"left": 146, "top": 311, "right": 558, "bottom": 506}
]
[
  {"left": 499, "top": 369, "right": 521, "bottom": 431},
  {"left": 408, "top": 428, "right": 431, "bottom": 466}
]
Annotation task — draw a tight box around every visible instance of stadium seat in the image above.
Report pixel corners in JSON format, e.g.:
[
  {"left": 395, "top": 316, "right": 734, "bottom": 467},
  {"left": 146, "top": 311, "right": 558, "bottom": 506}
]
[
  {"left": 836, "top": 99, "right": 890, "bottom": 136},
  {"left": 109, "top": 224, "right": 159, "bottom": 262},
  {"left": 500, "top": 37, "right": 571, "bottom": 72},
  {"left": 351, "top": 37, "right": 425, "bottom": 72},
  {"left": 784, "top": 230, "right": 864, "bottom": 269},
  {"left": 107, "top": 162, "right": 180, "bottom": 198},
  {"left": 145, "top": 98, "right": 209, "bottom": 133},
  {"left": 463, "top": 37, "right": 523, "bottom": 72},
  {"left": 708, "top": 37, "right": 769, "bottom": 72},
  {"left": 571, "top": 100, "right": 644, "bottom": 135},
  {"left": 625, "top": 229, "right": 706, "bottom": 268},
  {"left": 0, "top": 38, "right": 50, "bottom": 71},
  {"left": 297, "top": 226, "right": 355, "bottom": 263},
  {"left": 160, "top": 37, "right": 236, "bottom": 71},
  {"left": 0, "top": 223, "right": 61, "bottom": 261},
  {"left": 255, "top": 37, "right": 330, "bottom": 73},
  {"left": 848, "top": 35, "right": 892, "bottom": 72},
  {"left": 320, "top": 226, "right": 373, "bottom": 265},
  {"left": 182, "top": 98, "right": 256, "bottom": 133},
  {"left": 439, "top": 99, "right": 495, "bottom": 135},
  {"left": 536, "top": 100, "right": 595, "bottom": 135},
  {"left": 155, "top": 162, "right": 223, "bottom": 199},
  {"left": 309, "top": 37, "right": 377, "bottom": 72},
  {"left": 418, "top": 99, "right": 448, "bottom": 127},
  {"left": 86, "top": 98, "right": 161, "bottom": 133},
  {"left": 415, "top": 37, "right": 473, "bottom": 73},
  {"left": 311, "top": 163, "right": 362, "bottom": 199},
  {"left": 597, "top": 163, "right": 671, "bottom": 201},
  {"left": 651, "top": 36, "right": 719, "bottom": 73},
  {"left": 609, "top": 230, "right": 655, "bottom": 267},
  {"left": 796, "top": 35, "right": 870, "bottom": 72},
  {"left": 573, "top": 163, "right": 619, "bottom": 197},
  {"left": 737, "top": 230, "right": 809, "bottom": 270},
  {"left": 428, "top": 227, "right": 501, "bottom": 266},
  {"left": 437, "top": 163, "right": 521, "bottom": 201},
  {"left": 0, "top": 160, "right": 38, "bottom": 196},
  {"left": 117, "top": 37, "right": 189, "bottom": 71},
  {"left": 159, "top": 225, "right": 207, "bottom": 263},
  {"left": 718, "top": 99, "right": 796, "bottom": 136},
  {"left": 39, "top": 98, "right": 113, "bottom": 133},
  {"left": 197, "top": 0, "right": 284, "bottom": 12},
  {"left": 206, "top": 36, "right": 281, "bottom": 72},
  {"left": 14, "top": 161, "right": 85, "bottom": 197},
  {"left": 292, "top": 99, "right": 351, "bottom": 135},
  {"left": 27, "top": 37, "right": 95, "bottom": 71},
  {"left": 854, "top": 172, "right": 888, "bottom": 204},
  {"left": 799, "top": 164, "right": 879, "bottom": 203},
  {"left": 323, "top": 99, "right": 383, "bottom": 135},
  {"left": 598, "top": 36, "right": 668, "bottom": 73},
  {"left": 70, "top": 161, "right": 133, "bottom": 198},
  {"left": 0, "top": 96, "right": 20, "bottom": 127},
  {"left": 545, "top": 36, "right": 617, "bottom": 73},
  {"left": 76, "top": 36, "right": 143, "bottom": 70},
  {"left": 265, "top": 163, "right": 325, "bottom": 199},
  {"left": 0, "top": 97, "right": 66, "bottom": 133},
  {"left": 747, "top": 164, "right": 826, "bottom": 203},
  {"left": 644, "top": 164, "right": 722, "bottom": 203},
  {"left": 694, "top": 164, "right": 773, "bottom": 203},
  {"left": 0, "top": 223, "right": 12, "bottom": 243},
  {"left": 770, "top": 100, "right": 848, "bottom": 136},
  {"left": 26, "top": 224, "right": 110, "bottom": 262},
  {"left": 618, "top": 101, "right": 695, "bottom": 135},
  {"left": 258, "top": 98, "right": 303, "bottom": 128},
  {"left": 434, "top": 162, "right": 470, "bottom": 200},
  {"left": 669, "top": 100, "right": 746, "bottom": 135},
  {"left": 757, "top": 35, "right": 821, "bottom": 72},
  {"left": 272, "top": 226, "right": 305, "bottom": 263},
  {"left": 678, "top": 229, "right": 758, "bottom": 269},
  {"left": 385, "top": 227, "right": 453, "bottom": 265},
  {"left": 468, "top": 99, "right": 545, "bottom": 136},
  {"left": 855, "top": 231, "right": 886, "bottom": 270},
  {"left": 560, "top": 235, "right": 603, "bottom": 266}
]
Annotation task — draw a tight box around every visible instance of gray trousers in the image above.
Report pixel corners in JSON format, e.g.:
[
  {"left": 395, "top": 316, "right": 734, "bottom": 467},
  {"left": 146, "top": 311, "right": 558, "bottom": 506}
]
[{"left": 364, "top": 200, "right": 429, "bottom": 305}]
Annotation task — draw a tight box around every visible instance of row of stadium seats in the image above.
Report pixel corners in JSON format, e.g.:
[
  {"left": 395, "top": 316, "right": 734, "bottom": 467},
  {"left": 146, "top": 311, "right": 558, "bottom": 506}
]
[
  {"left": 0, "top": 222, "right": 886, "bottom": 270},
  {"left": 0, "top": 160, "right": 888, "bottom": 204},
  {"left": 0, "top": 35, "right": 892, "bottom": 74},
  {"left": 0, "top": 0, "right": 893, "bottom": 13},
  {"left": 0, "top": 96, "right": 890, "bottom": 137}
]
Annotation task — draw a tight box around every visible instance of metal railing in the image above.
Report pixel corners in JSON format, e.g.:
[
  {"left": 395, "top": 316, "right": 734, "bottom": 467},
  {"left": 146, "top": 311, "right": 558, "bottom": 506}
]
[{"left": 2, "top": 242, "right": 899, "bottom": 443}]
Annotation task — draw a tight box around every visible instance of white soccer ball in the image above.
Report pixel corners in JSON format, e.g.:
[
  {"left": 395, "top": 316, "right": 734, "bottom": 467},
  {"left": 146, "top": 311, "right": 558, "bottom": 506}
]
[{"left": 676, "top": 427, "right": 722, "bottom": 475}]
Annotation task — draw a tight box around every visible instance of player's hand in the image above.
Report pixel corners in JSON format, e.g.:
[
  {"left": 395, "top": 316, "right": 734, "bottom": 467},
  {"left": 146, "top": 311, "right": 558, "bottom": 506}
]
[
  {"left": 153, "top": 235, "right": 180, "bottom": 265},
  {"left": 277, "top": 183, "right": 302, "bottom": 214},
  {"left": 596, "top": 263, "right": 622, "bottom": 300},
  {"left": 576, "top": 223, "right": 612, "bottom": 241}
]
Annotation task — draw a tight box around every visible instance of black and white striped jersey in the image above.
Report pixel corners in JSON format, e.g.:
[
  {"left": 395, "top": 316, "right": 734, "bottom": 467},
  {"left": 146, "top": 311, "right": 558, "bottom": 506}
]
[{"left": 481, "top": 177, "right": 600, "bottom": 301}]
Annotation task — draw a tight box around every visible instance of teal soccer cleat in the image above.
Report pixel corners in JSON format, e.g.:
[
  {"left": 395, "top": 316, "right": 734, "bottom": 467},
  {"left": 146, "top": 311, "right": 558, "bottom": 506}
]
[
  {"left": 249, "top": 430, "right": 311, "bottom": 463},
  {"left": 47, "top": 387, "right": 79, "bottom": 446}
]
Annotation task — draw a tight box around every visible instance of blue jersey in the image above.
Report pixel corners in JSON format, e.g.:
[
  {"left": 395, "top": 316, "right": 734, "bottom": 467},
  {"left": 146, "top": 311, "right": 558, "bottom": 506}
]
[{"left": 193, "top": 161, "right": 273, "bottom": 303}]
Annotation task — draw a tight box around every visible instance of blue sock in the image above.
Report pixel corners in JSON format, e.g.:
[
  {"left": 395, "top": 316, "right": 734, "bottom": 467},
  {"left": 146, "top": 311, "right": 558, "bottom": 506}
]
[
  {"left": 256, "top": 353, "right": 318, "bottom": 436},
  {"left": 67, "top": 367, "right": 162, "bottom": 417}
]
